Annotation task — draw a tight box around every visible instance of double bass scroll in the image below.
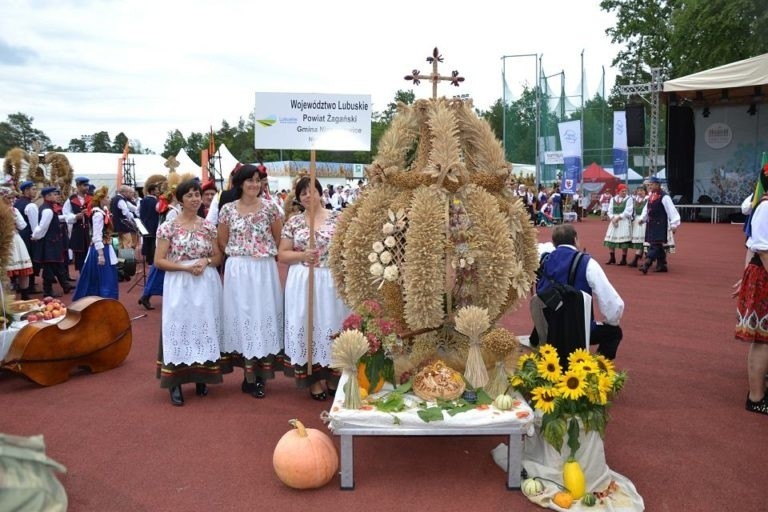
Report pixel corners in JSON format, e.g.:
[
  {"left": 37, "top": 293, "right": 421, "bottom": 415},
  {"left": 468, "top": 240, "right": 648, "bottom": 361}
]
[{"left": 2, "top": 297, "right": 133, "bottom": 386}]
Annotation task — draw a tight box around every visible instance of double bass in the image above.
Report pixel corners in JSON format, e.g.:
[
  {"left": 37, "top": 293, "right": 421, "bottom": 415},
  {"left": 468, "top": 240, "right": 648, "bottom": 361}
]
[{"left": 2, "top": 297, "right": 133, "bottom": 386}]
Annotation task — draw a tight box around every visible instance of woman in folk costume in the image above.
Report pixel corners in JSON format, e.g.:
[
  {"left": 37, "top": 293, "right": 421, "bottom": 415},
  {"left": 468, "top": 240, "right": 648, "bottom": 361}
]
[
  {"left": 628, "top": 185, "right": 648, "bottom": 267},
  {"left": 72, "top": 187, "right": 118, "bottom": 300},
  {"left": 1, "top": 187, "right": 34, "bottom": 299},
  {"left": 734, "top": 157, "right": 768, "bottom": 415},
  {"left": 217, "top": 164, "right": 284, "bottom": 399},
  {"left": 603, "top": 183, "right": 634, "bottom": 265},
  {"left": 138, "top": 174, "right": 181, "bottom": 310},
  {"left": 154, "top": 179, "right": 224, "bottom": 406},
  {"left": 278, "top": 176, "right": 351, "bottom": 401},
  {"left": 599, "top": 189, "right": 613, "bottom": 220},
  {"left": 637, "top": 176, "right": 680, "bottom": 274}
]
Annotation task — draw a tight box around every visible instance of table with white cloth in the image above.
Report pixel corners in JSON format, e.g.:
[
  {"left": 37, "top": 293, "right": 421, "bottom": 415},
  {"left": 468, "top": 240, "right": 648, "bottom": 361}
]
[{"left": 325, "top": 371, "right": 535, "bottom": 490}]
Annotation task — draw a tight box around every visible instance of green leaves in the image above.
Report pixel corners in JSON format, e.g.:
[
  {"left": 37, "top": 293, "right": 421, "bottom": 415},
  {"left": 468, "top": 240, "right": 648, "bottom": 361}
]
[{"left": 567, "top": 417, "right": 581, "bottom": 459}]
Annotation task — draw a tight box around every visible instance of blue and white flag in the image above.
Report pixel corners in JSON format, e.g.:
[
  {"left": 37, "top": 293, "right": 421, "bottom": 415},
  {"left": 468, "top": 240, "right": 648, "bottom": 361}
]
[
  {"left": 557, "top": 120, "right": 582, "bottom": 194},
  {"left": 613, "top": 111, "right": 628, "bottom": 178}
]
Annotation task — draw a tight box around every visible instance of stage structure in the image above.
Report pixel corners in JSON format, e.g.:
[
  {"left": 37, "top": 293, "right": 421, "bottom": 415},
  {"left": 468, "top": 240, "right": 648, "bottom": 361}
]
[{"left": 618, "top": 67, "right": 664, "bottom": 177}]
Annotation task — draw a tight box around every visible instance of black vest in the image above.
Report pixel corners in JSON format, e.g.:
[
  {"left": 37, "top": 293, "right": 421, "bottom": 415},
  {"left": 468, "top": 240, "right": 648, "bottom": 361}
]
[
  {"left": 13, "top": 196, "right": 33, "bottom": 243},
  {"left": 110, "top": 195, "right": 133, "bottom": 233},
  {"left": 645, "top": 192, "right": 669, "bottom": 243},
  {"left": 34, "top": 202, "right": 66, "bottom": 263}
]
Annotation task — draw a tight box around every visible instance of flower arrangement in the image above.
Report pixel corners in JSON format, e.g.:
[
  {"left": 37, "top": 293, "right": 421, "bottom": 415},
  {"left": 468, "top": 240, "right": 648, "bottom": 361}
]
[
  {"left": 510, "top": 344, "right": 627, "bottom": 458},
  {"left": 368, "top": 209, "right": 406, "bottom": 288},
  {"left": 341, "top": 299, "right": 400, "bottom": 392}
]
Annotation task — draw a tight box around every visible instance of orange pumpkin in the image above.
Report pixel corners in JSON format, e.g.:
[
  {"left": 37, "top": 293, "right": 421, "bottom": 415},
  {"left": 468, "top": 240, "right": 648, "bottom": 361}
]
[
  {"left": 356, "top": 361, "right": 385, "bottom": 393},
  {"left": 273, "top": 419, "right": 339, "bottom": 489}
]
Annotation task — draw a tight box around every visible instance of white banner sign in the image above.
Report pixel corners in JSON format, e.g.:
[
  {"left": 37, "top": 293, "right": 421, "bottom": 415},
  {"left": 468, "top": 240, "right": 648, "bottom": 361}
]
[
  {"left": 254, "top": 92, "right": 372, "bottom": 151},
  {"left": 544, "top": 151, "right": 564, "bottom": 165}
]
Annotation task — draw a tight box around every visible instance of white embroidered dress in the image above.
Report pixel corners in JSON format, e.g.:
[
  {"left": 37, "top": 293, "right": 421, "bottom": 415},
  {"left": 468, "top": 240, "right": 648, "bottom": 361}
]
[
  {"left": 158, "top": 218, "right": 223, "bottom": 365},
  {"left": 220, "top": 200, "right": 284, "bottom": 359},
  {"left": 282, "top": 212, "right": 350, "bottom": 367}
]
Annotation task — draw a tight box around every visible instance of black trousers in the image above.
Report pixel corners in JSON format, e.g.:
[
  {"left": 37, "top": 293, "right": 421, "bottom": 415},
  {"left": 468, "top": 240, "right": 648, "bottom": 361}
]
[
  {"left": 41, "top": 262, "right": 68, "bottom": 292},
  {"left": 645, "top": 242, "right": 667, "bottom": 266},
  {"left": 591, "top": 324, "right": 623, "bottom": 359}
]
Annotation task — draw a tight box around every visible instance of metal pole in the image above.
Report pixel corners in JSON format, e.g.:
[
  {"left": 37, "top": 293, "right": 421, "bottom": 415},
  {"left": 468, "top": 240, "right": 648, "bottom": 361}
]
[
  {"left": 501, "top": 57, "right": 506, "bottom": 160},
  {"left": 501, "top": 53, "right": 539, "bottom": 181}
]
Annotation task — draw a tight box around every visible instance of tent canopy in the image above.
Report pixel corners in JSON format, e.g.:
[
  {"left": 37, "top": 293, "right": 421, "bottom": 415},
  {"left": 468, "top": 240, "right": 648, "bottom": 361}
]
[
  {"left": 663, "top": 53, "right": 768, "bottom": 105},
  {"left": 582, "top": 162, "right": 620, "bottom": 183},
  {"left": 174, "top": 148, "right": 201, "bottom": 176}
]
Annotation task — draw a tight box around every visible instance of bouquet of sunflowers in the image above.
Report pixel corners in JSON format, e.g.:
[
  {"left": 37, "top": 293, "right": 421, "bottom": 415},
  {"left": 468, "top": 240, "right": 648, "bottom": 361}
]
[{"left": 510, "top": 344, "right": 627, "bottom": 458}]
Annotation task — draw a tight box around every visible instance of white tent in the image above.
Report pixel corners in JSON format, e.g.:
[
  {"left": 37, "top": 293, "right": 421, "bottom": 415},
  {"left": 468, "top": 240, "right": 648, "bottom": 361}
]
[
  {"left": 606, "top": 167, "right": 644, "bottom": 182},
  {"left": 2, "top": 152, "right": 167, "bottom": 192},
  {"left": 174, "top": 148, "right": 201, "bottom": 176},
  {"left": 216, "top": 143, "right": 240, "bottom": 177},
  {"left": 664, "top": 53, "right": 768, "bottom": 94}
]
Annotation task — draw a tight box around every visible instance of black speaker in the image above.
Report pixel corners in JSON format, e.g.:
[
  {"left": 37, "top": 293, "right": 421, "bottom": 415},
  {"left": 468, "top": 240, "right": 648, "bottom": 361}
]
[{"left": 625, "top": 104, "right": 645, "bottom": 147}]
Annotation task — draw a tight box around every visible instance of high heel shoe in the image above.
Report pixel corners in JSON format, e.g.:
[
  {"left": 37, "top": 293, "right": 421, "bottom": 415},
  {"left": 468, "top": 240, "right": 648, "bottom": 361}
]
[
  {"left": 170, "top": 386, "right": 184, "bottom": 406},
  {"left": 138, "top": 296, "right": 155, "bottom": 310},
  {"left": 195, "top": 383, "right": 208, "bottom": 396},
  {"left": 310, "top": 390, "right": 327, "bottom": 401}
]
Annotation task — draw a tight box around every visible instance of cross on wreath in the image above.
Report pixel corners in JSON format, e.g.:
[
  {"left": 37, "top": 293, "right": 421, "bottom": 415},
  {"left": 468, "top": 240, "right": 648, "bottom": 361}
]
[
  {"left": 164, "top": 155, "right": 179, "bottom": 174},
  {"left": 404, "top": 47, "right": 465, "bottom": 99}
]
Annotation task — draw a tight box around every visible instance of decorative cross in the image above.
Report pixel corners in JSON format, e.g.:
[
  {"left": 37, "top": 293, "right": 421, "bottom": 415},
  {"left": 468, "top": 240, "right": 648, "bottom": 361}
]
[
  {"left": 404, "top": 47, "right": 465, "bottom": 99},
  {"left": 164, "top": 155, "right": 179, "bottom": 174}
]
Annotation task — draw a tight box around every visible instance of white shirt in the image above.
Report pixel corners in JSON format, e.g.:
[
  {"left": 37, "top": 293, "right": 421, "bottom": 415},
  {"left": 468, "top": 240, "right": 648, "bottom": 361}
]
[
  {"left": 91, "top": 209, "right": 107, "bottom": 250},
  {"left": 62, "top": 194, "right": 87, "bottom": 224},
  {"left": 13, "top": 207, "right": 26, "bottom": 230},
  {"left": 205, "top": 193, "right": 221, "bottom": 225},
  {"left": 747, "top": 201, "right": 768, "bottom": 252},
  {"left": 608, "top": 195, "right": 634, "bottom": 220},
  {"left": 23, "top": 201, "right": 39, "bottom": 232},
  {"left": 31, "top": 206, "right": 66, "bottom": 240},
  {"left": 545, "top": 244, "right": 625, "bottom": 326},
  {"left": 741, "top": 193, "right": 754, "bottom": 215},
  {"left": 638, "top": 194, "right": 681, "bottom": 229},
  {"left": 116, "top": 196, "right": 137, "bottom": 219}
]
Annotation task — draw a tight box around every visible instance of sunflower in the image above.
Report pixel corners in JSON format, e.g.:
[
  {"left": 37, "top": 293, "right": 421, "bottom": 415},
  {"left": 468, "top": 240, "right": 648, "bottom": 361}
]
[
  {"left": 509, "top": 374, "right": 524, "bottom": 389},
  {"left": 594, "top": 354, "right": 616, "bottom": 375},
  {"left": 573, "top": 359, "right": 598, "bottom": 376},
  {"left": 517, "top": 352, "right": 537, "bottom": 370},
  {"left": 531, "top": 385, "right": 559, "bottom": 414},
  {"left": 593, "top": 373, "right": 613, "bottom": 405},
  {"left": 537, "top": 354, "right": 562, "bottom": 384},
  {"left": 537, "top": 343, "right": 557, "bottom": 359},
  {"left": 557, "top": 369, "right": 587, "bottom": 400},
  {"left": 567, "top": 348, "right": 593, "bottom": 368}
]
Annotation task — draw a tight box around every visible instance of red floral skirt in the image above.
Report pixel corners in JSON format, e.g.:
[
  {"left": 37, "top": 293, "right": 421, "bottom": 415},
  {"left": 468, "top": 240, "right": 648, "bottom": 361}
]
[{"left": 736, "top": 261, "right": 768, "bottom": 344}]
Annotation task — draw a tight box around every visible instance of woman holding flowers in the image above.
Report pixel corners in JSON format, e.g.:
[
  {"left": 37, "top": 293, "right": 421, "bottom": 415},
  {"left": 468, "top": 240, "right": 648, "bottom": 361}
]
[
  {"left": 218, "top": 164, "right": 284, "bottom": 399},
  {"left": 279, "top": 177, "right": 350, "bottom": 400}
]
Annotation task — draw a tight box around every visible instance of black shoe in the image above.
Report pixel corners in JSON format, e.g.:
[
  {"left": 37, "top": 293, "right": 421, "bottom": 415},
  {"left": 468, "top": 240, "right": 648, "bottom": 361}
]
[
  {"left": 310, "top": 390, "right": 327, "bottom": 401},
  {"left": 195, "top": 383, "right": 208, "bottom": 396},
  {"left": 746, "top": 394, "right": 768, "bottom": 415},
  {"left": 138, "top": 296, "right": 155, "bottom": 310},
  {"left": 20, "top": 291, "right": 31, "bottom": 300},
  {"left": 66, "top": 276, "right": 77, "bottom": 283},
  {"left": 639, "top": 263, "right": 650, "bottom": 275},
  {"left": 654, "top": 265, "right": 668, "bottom": 273},
  {"left": 170, "top": 386, "right": 184, "bottom": 406},
  {"left": 606, "top": 254, "right": 616, "bottom": 265},
  {"left": 628, "top": 256, "right": 640, "bottom": 268},
  {"left": 252, "top": 378, "right": 265, "bottom": 399},
  {"left": 618, "top": 255, "right": 627, "bottom": 266},
  {"left": 45, "top": 290, "right": 62, "bottom": 298},
  {"left": 241, "top": 377, "right": 255, "bottom": 394},
  {"left": 62, "top": 284, "right": 74, "bottom": 294}
]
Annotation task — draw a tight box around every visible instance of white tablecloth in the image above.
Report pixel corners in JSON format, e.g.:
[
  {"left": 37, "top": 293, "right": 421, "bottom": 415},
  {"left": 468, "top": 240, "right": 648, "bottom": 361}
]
[
  {"left": 1, "top": 318, "right": 64, "bottom": 362},
  {"left": 326, "top": 371, "right": 535, "bottom": 433}
]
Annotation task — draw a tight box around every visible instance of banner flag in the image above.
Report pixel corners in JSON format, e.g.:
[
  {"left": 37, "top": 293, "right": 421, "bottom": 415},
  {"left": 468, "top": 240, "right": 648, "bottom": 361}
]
[
  {"left": 557, "top": 120, "right": 582, "bottom": 194},
  {"left": 613, "top": 111, "right": 628, "bottom": 178}
]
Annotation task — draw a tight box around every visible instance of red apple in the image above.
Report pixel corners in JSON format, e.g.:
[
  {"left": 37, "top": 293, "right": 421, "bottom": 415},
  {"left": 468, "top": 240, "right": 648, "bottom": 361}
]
[{"left": 26, "top": 314, "right": 39, "bottom": 322}]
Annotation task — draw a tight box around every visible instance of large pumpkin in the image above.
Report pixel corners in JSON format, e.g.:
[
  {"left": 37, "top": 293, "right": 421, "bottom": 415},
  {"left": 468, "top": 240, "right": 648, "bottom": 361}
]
[{"left": 273, "top": 419, "right": 339, "bottom": 489}]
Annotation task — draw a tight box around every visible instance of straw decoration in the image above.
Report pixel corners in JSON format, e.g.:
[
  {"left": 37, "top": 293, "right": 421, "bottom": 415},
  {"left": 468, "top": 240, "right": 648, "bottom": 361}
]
[
  {"left": 403, "top": 186, "right": 446, "bottom": 329},
  {"left": 454, "top": 305, "right": 490, "bottom": 389},
  {"left": 330, "top": 329, "right": 370, "bottom": 409}
]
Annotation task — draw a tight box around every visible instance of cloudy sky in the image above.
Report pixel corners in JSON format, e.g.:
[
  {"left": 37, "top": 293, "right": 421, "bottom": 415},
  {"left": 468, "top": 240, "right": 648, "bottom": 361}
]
[{"left": 0, "top": 0, "right": 620, "bottom": 154}]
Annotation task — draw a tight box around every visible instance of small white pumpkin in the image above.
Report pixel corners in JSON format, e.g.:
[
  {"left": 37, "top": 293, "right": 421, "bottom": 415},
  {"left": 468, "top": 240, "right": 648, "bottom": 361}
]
[
  {"left": 521, "top": 477, "right": 545, "bottom": 497},
  {"left": 493, "top": 393, "right": 514, "bottom": 411}
]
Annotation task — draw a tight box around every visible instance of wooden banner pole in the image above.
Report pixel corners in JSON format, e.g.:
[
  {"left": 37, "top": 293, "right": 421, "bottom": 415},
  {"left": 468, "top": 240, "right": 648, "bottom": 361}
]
[{"left": 306, "top": 150, "right": 317, "bottom": 375}]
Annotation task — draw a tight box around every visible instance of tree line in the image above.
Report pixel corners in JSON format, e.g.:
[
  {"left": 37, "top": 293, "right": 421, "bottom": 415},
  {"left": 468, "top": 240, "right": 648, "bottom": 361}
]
[{"left": 2, "top": 0, "right": 765, "bottom": 167}]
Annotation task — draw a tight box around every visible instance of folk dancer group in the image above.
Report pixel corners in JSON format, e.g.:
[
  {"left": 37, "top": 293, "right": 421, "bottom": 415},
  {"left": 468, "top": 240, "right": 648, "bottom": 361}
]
[
  {"left": 603, "top": 177, "right": 680, "bottom": 274},
  {"left": 153, "top": 166, "right": 351, "bottom": 406}
]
